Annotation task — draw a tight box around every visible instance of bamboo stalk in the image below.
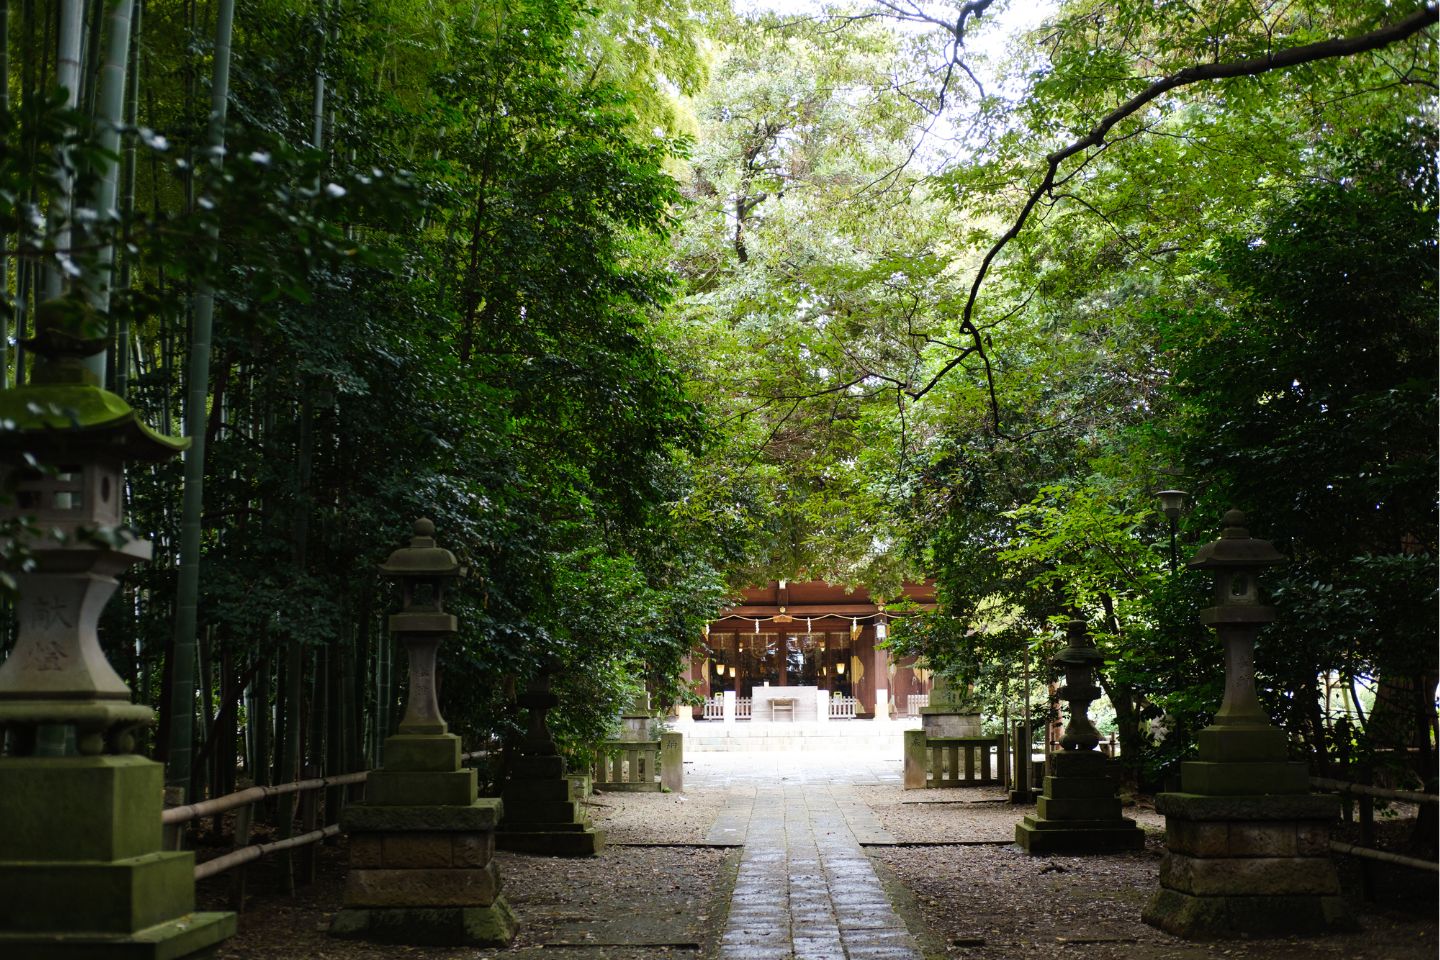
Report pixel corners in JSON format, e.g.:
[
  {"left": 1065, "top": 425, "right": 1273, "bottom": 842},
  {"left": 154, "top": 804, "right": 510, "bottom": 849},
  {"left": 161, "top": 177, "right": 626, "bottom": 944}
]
[
  {"left": 165, "top": 0, "right": 235, "bottom": 798},
  {"left": 42, "top": 0, "right": 83, "bottom": 305},
  {"left": 1309, "top": 777, "right": 1437, "bottom": 806},
  {"left": 1328, "top": 840, "right": 1438, "bottom": 873}
]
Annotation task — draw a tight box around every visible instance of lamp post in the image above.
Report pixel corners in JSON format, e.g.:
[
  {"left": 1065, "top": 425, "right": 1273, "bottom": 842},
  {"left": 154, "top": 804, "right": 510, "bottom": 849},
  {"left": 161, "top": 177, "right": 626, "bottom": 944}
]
[{"left": 1157, "top": 488, "right": 1188, "bottom": 572}]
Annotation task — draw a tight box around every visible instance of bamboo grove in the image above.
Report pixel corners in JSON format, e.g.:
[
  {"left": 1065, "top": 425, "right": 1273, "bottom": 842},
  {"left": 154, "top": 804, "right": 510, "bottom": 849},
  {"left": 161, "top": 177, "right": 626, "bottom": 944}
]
[{"left": 0, "top": 0, "right": 729, "bottom": 803}]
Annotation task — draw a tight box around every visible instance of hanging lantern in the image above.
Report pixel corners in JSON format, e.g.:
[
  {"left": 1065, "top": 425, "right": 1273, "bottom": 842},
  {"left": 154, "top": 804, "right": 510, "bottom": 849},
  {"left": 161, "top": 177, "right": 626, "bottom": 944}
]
[{"left": 836, "top": 661, "right": 846, "bottom": 676}]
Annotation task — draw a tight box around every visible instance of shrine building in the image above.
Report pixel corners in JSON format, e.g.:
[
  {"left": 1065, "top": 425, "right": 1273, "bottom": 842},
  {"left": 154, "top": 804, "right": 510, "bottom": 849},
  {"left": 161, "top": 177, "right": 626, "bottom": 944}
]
[{"left": 679, "top": 580, "right": 937, "bottom": 724}]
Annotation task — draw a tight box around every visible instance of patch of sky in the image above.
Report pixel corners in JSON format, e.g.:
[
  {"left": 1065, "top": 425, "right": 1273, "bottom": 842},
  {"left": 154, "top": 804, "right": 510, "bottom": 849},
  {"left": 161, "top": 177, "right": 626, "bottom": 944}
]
[{"left": 733, "top": 0, "right": 1058, "bottom": 173}]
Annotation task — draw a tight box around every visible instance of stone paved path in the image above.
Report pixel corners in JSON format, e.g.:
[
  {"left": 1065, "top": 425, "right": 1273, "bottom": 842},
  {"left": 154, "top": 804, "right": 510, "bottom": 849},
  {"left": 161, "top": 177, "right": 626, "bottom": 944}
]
[{"left": 691, "top": 751, "right": 924, "bottom": 960}]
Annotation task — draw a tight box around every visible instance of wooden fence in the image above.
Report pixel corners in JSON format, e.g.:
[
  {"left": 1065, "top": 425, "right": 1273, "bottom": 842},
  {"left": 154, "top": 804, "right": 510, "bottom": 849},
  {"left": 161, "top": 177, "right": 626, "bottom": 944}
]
[
  {"left": 829, "top": 695, "right": 857, "bottom": 719},
  {"left": 1309, "top": 776, "right": 1438, "bottom": 898},
  {"left": 162, "top": 750, "right": 486, "bottom": 910}
]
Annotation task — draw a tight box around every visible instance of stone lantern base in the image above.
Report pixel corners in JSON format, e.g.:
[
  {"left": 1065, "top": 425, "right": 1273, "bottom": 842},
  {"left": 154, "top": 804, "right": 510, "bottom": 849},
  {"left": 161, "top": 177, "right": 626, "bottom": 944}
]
[
  {"left": 497, "top": 754, "right": 604, "bottom": 857},
  {"left": 1142, "top": 791, "right": 1353, "bottom": 938},
  {"left": 1015, "top": 750, "right": 1145, "bottom": 855},
  {"left": 331, "top": 734, "right": 516, "bottom": 946},
  {"left": 0, "top": 754, "right": 236, "bottom": 959}
]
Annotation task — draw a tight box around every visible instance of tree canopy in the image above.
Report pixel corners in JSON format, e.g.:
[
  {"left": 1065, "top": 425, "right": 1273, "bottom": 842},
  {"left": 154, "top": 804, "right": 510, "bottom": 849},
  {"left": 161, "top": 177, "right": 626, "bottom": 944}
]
[{"left": 1, "top": 0, "right": 1434, "bottom": 796}]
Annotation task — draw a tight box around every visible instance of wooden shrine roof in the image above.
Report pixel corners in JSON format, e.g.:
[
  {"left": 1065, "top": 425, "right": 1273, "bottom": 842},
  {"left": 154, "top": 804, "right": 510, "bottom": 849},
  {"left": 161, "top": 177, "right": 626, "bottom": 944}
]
[{"left": 715, "top": 580, "right": 936, "bottom": 622}]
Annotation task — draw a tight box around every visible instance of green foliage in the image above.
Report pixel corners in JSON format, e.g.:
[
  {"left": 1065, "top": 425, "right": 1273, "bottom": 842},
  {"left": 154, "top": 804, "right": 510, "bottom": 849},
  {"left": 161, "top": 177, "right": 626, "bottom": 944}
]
[{"left": 4, "top": 0, "right": 732, "bottom": 779}]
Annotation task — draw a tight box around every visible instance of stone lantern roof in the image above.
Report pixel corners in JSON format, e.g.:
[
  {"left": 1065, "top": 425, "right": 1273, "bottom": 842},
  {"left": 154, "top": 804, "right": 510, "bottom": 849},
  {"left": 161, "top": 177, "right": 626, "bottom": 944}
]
[
  {"left": 0, "top": 317, "right": 188, "bottom": 461},
  {"left": 1187, "top": 510, "right": 1284, "bottom": 569},
  {"left": 1052, "top": 619, "right": 1105, "bottom": 669},
  {"left": 379, "top": 518, "right": 461, "bottom": 579}
]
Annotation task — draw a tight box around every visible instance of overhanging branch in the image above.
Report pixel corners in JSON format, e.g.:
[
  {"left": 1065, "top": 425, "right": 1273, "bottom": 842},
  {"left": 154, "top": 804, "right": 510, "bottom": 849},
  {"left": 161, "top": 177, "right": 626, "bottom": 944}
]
[{"left": 910, "top": 3, "right": 1440, "bottom": 434}]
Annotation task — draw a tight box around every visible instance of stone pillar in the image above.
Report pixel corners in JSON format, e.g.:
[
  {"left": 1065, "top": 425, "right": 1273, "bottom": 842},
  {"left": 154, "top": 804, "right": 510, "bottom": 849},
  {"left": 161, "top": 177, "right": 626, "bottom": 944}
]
[
  {"left": 722, "top": 690, "right": 737, "bottom": 724},
  {"left": 920, "top": 673, "right": 982, "bottom": 738},
  {"left": 0, "top": 320, "right": 233, "bottom": 958},
  {"left": 496, "top": 665, "right": 604, "bottom": 856},
  {"left": 660, "top": 731, "right": 684, "bottom": 792},
  {"left": 1142, "top": 511, "right": 1351, "bottom": 938},
  {"left": 1015, "top": 621, "right": 1144, "bottom": 854},
  {"left": 903, "top": 729, "right": 928, "bottom": 788},
  {"left": 814, "top": 687, "right": 829, "bottom": 723},
  {"left": 332, "top": 519, "right": 516, "bottom": 946},
  {"left": 871, "top": 626, "right": 890, "bottom": 721}
]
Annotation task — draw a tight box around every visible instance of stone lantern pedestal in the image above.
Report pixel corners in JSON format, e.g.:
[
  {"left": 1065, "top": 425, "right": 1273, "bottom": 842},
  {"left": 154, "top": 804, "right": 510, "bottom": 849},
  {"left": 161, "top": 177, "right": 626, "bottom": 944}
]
[
  {"left": 619, "top": 690, "right": 652, "bottom": 742},
  {"left": 919, "top": 673, "right": 982, "bottom": 738},
  {"left": 497, "top": 667, "right": 604, "bottom": 856},
  {"left": 1016, "top": 621, "right": 1144, "bottom": 855},
  {"left": 1143, "top": 511, "right": 1351, "bottom": 938},
  {"left": 331, "top": 520, "right": 516, "bottom": 947},
  {"left": 0, "top": 322, "right": 234, "bottom": 958}
]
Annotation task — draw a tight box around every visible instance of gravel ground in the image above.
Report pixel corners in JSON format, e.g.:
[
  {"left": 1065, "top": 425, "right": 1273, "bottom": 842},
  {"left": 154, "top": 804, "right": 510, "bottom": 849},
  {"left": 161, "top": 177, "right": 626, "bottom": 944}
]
[
  {"left": 201, "top": 794, "right": 737, "bottom": 960},
  {"left": 196, "top": 769, "right": 1435, "bottom": 960},
  {"left": 587, "top": 782, "right": 732, "bottom": 844},
  {"left": 860, "top": 788, "right": 1436, "bottom": 960},
  {"left": 854, "top": 784, "right": 1166, "bottom": 843}
]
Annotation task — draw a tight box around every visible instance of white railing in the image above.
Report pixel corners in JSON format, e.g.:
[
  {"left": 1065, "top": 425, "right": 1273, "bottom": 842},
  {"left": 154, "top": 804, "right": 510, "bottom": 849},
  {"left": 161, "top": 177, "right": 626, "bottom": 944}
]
[
  {"left": 829, "top": 695, "right": 856, "bottom": 719},
  {"left": 703, "top": 695, "right": 724, "bottom": 720},
  {"left": 735, "top": 697, "right": 752, "bottom": 720},
  {"left": 906, "top": 694, "right": 930, "bottom": 717}
]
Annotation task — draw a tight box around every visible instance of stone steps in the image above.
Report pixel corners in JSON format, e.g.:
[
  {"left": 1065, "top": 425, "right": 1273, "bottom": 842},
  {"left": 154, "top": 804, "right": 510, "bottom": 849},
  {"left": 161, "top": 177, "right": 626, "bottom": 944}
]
[{"left": 676, "top": 719, "right": 920, "bottom": 753}]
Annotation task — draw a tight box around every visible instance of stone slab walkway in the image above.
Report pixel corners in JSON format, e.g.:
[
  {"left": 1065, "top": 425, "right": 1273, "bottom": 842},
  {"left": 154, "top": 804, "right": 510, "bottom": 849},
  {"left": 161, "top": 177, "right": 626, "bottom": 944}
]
[{"left": 691, "top": 750, "right": 924, "bottom": 960}]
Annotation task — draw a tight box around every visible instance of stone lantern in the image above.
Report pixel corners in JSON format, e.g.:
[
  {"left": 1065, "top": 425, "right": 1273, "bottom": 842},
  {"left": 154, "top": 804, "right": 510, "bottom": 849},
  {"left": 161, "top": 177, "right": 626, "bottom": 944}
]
[
  {"left": 1143, "top": 510, "right": 1350, "bottom": 937},
  {"left": 496, "top": 660, "right": 605, "bottom": 855},
  {"left": 1182, "top": 508, "right": 1296, "bottom": 789},
  {"left": 1015, "top": 620, "right": 1143, "bottom": 854},
  {"left": 0, "top": 319, "right": 234, "bottom": 956},
  {"left": 332, "top": 518, "right": 516, "bottom": 946},
  {"left": 377, "top": 518, "right": 461, "bottom": 740}
]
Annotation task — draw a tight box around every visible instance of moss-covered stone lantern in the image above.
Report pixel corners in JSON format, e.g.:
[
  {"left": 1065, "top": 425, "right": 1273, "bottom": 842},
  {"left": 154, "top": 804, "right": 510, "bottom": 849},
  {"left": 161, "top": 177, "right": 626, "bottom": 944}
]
[
  {"left": 332, "top": 518, "right": 516, "bottom": 947},
  {"left": 495, "top": 660, "right": 605, "bottom": 856},
  {"left": 1143, "top": 510, "right": 1351, "bottom": 938},
  {"left": 1184, "top": 508, "right": 1291, "bottom": 778},
  {"left": 0, "top": 315, "right": 234, "bottom": 957}
]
